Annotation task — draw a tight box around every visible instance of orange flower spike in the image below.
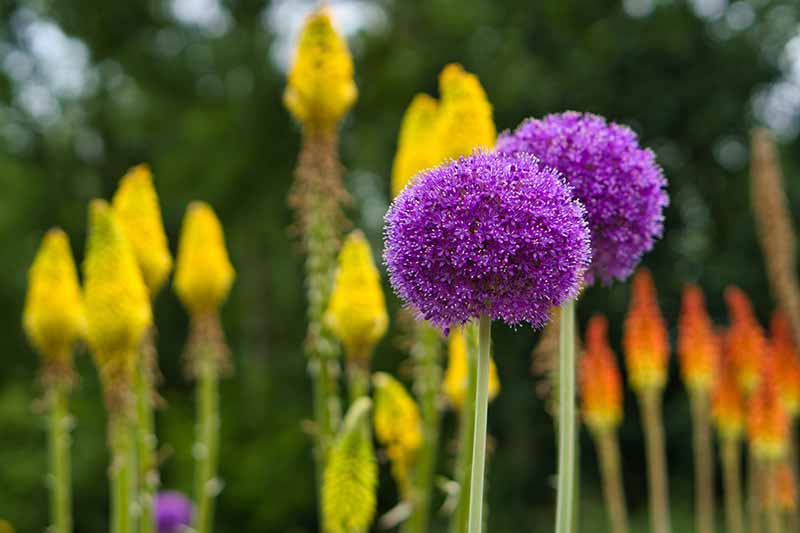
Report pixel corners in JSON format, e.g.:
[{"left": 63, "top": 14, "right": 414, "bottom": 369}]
[
  {"left": 623, "top": 269, "right": 670, "bottom": 393},
  {"left": 724, "top": 287, "right": 766, "bottom": 395},
  {"left": 747, "top": 355, "right": 790, "bottom": 461},
  {"left": 580, "top": 315, "right": 623, "bottom": 433},
  {"left": 713, "top": 353, "right": 746, "bottom": 441},
  {"left": 771, "top": 311, "right": 800, "bottom": 418},
  {"left": 678, "top": 284, "right": 719, "bottom": 393},
  {"left": 774, "top": 462, "right": 797, "bottom": 512}
]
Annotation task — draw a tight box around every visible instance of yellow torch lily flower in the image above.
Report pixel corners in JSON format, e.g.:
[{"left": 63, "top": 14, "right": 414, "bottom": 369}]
[
  {"left": 436, "top": 63, "right": 496, "bottom": 161},
  {"left": 390, "top": 94, "right": 440, "bottom": 197},
  {"left": 443, "top": 326, "right": 500, "bottom": 409},
  {"left": 623, "top": 269, "right": 670, "bottom": 393}
]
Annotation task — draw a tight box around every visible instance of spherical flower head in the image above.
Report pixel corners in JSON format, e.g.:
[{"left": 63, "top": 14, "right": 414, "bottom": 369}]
[
  {"left": 678, "top": 284, "right": 719, "bottom": 393},
  {"left": 174, "top": 202, "right": 235, "bottom": 315},
  {"left": 323, "top": 398, "right": 377, "bottom": 533},
  {"left": 724, "top": 286, "right": 766, "bottom": 395},
  {"left": 283, "top": 8, "right": 357, "bottom": 131},
  {"left": 580, "top": 315, "right": 623, "bottom": 433},
  {"left": 324, "top": 230, "right": 388, "bottom": 360},
  {"left": 154, "top": 491, "right": 193, "bottom": 533},
  {"left": 391, "top": 93, "right": 441, "bottom": 197},
  {"left": 443, "top": 326, "right": 500, "bottom": 408},
  {"left": 372, "top": 372, "right": 422, "bottom": 493},
  {"left": 713, "top": 354, "right": 746, "bottom": 441},
  {"left": 384, "top": 151, "right": 591, "bottom": 330},
  {"left": 497, "top": 111, "right": 668, "bottom": 286},
  {"left": 112, "top": 164, "right": 173, "bottom": 296},
  {"left": 771, "top": 311, "right": 800, "bottom": 417},
  {"left": 622, "top": 269, "right": 669, "bottom": 393},
  {"left": 23, "top": 228, "right": 85, "bottom": 362},
  {"left": 83, "top": 200, "right": 152, "bottom": 368},
  {"left": 436, "top": 63, "right": 496, "bottom": 161},
  {"left": 748, "top": 355, "right": 789, "bottom": 461}
]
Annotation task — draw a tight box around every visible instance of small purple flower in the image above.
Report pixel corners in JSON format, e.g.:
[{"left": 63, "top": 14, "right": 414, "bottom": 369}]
[
  {"left": 155, "top": 491, "right": 193, "bottom": 533},
  {"left": 497, "top": 111, "right": 669, "bottom": 286},
  {"left": 384, "top": 151, "right": 591, "bottom": 330}
]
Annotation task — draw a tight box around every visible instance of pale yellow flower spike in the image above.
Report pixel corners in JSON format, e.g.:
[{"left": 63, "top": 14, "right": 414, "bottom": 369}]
[
  {"left": 112, "top": 164, "right": 173, "bottom": 296},
  {"left": 390, "top": 93, "right": 441, "bottom": 197},
  {"left": 373, "top": 372, "right": 423, "bottom": 494},
  {"left": 324, "top": 230, "right": 388, "bottom": 360},
  {"left": 436, "top": 63, "right": 496, "bottom": 161},
  {"left": 443, "top": 326, "right": 500, "bottom": 409},
  {"left": 23, "top": 228, "right": 85, "bottom": 362},
  {"left": 174, "top": 202, "right": 235, "bottom": 316},
  {"left": 83, "top": 201, "right": 152, "bottom": 388},
  {"left": 284, "top": 8, "right": 357, "bottom": 132}
]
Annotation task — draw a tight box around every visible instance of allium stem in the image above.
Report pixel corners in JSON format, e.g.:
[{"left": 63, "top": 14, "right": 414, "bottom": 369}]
[
  {"left": 134, "top": 334, "right": 159, "bottom": 533},
  {"left": 110, "top": 414, "right": 136, "bottom": 533},
  {"left": 466, "top": 314, "right": 491, "bottom": 533},
  {"left": 750, "top": 449, "right": 763, "bottom": 533},
  {"left": 721, "top": 438, "right": 744, "bottom": 533},
  {"left": 689, "top": 391, "right": 714, "bottom": 533},
  {"left": 639, "top": 388, "right": 671, "bottom": 533},
  {"left": 594, "top": 429, "right": 628, "bottom": 533},
  {"left": 194, "top": 353, "right": 220, "bottom": 533},
  {"left": 555, "top": 299, "right": 577, "bottom": 533},
  {"left": 48, "top": 385, "right": 72, "bottom": 533},
  {"left": 404, "top": 321, "right": 442, "bottom": 533}
]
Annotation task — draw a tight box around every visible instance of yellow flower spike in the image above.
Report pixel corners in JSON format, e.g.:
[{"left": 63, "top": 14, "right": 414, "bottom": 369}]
[
  {"left": 390, "top": 94, "right": 440, "bottom": 197},
  {"left": 174, "top": 202, "right": 235, "bottom": 316},
  {"left": 443, "top": 326, "right": 500, "bottom": 409},
  {"left": 323, "top": 397, "right": 377, "bottom": 533},
  {"left": 436, "top": 63, "right": 496, "bottom": 161},
  {"left": 324, "top": 230, "right": 388, "bottom": 361},
  {"left": 112, "top": 164, "right": 172, "bottom": 296},
  {"left": 83, "top": 200, "right": 152, "bottom": 405},
  {"left": 623, "top": 269, "right": 670, "bottom": 393},
  {"left": 284, "top": 8, "right": 357, "bottom": 132},
  {"left": 23, "top": 228, "right": 85, "bottom": 380},
  {"left": 372, "top": 372, "right": 423, "bottom": 494}
]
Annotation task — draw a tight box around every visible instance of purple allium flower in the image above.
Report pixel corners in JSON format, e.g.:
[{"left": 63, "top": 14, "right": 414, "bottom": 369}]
[
  {"left": 155, "top": 491, "right": 193, "bottom": 533},
  {"left": 384, "top": 151, "right": 591, "bottom": 330},
  {"left": 497, "top": 111, "right": 669, "bottom": 286}
]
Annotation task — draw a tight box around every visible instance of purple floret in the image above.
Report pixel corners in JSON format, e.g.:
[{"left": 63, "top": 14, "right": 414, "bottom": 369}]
[
  {"left": 155, "top": 491, "right": 193, "bottom": 533},
  {"left": 497, "top": 111, "right": 669, "bottom": 286},
  {"left": 384, "top": 151, "right": 591, "bottom": 331}
]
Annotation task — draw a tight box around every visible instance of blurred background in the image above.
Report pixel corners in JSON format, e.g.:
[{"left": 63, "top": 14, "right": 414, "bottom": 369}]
[{"left": 1, "top": 0, "right": 800, "bottom": 531}]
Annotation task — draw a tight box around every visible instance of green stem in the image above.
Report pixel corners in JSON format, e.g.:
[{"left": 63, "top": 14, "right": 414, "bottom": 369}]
[
  {"left": 466, "top": 314, "right": 491, "bottom": 533},
  {"left": 403, "top": 321, "right": 442, "bottom": 533},
  {"left": 555, "top": 300, "right": 577, "bottom": 533},
  {"left": 48, "top": 385, "right": 72, "bottom": 533},
  {"left": 194, "top": 355, "right": 220, "bottom": 533},
  {"left": 639, "top": 388, "right": 671, "bottom": 533},
  {"left": 134, "top": 350, "right": 157, "bottom": 533},
  {"left": 749, "top": 447, "right": 763, "bottom": 533},
  {"left": 347, "top": 360, "right": 370, "bottom": 405},
  {"left": 594, "top": 429, "right": 628, "bottom": 533},
  {"left": 111, "top": 414, "right": 135, "bottom": 533},
  {"left": 766, "top": 461, "right": 783, "bottom": 533},
  {"left": 721, "top": 438, "right": 744, "bottom": 533},
  {"left": 690, "top": 391, "right": 714, "bottom": 533}
]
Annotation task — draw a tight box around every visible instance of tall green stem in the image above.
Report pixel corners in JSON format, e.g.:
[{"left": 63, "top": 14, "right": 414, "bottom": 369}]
[
  {"left": 690, "top": 391, "right": 714, "bottom": 533},
  {"left": 134, "top": 343, "right": 158, "bottom": 533},
  {"left": 594, "top": 429, "right": 628, "bottom": 533},
  {"left": 404, "top": 321, "right": 442, "bottom": 533},
  {"left": 194, "top": 354, "right": 220, "bottom": 533},
  {"left": 639, "top": 388, "right": 671, "bottom": 533},
  {"left": 48, "top": 385, "right": 72, "bottom": 533},
  {"left": 750, "top": 448, "right": 763, "bottom": 533},
  {"left": 765, "top": 461, "right": 783, "bottom": 533},
  {"left": 111, "top": 414, "right": 135, "bottom": 533},
  {"left": 721, "top": 438, "right": 744, "bottom": 533},
  {"left": 466, "top": 314, "right": 491, "bottom": 533},
  {"left": 555, "top": 299, "right": 576, "bottom": 533}
]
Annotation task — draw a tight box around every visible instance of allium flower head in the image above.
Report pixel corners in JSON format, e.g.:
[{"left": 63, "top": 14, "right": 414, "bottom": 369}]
[
  {"left": 713, "top": 353, "right": 745, "bottom": 441},
  {"left": 323, "top": 398, "right": 377, "bottom": 533},
  {"left": 678, "top": 285, "right": 719, "bottom": 392},
  {"left": 436, "top": 64, "right": 496, "bottom": 161},
  {"left": 580, "top": 315, "right": 623, "bottom": 432},
  {"left": 112, "top": 164, "right": 173, "bottom": 296},
  {"left": 174, "top": 202, "right": 235, "bottom": 315},
  {"left": 324, "top": 230, "right": 388, "bottom": 360},
  {"left": 154, "top": 491, "right": 193, "bottom": 533},
  {"left": 623, "top": 269, "right": 669, "bottom": 392},
  {"left": 748, "top": 354, "right": 789, "bottom": 461},
  {"left": 372, "top": 372, "right": 422, "bottom": 494},
  {"left": 443, "top": 326, "right": 499, "bottom": 408},
  {"left": 283, "top": 8, "right": 357, "bottom": 131},
  {"left": 23, "top": 228, "right": 85, "bottom": 363},
  {"left": 770, "top": 311, "right": 800, "bottom": 417},
  {"left": 391, "top": 94, "right": 441, "bottom": 197},
  {"left": 384, "top": 151, "right": 591, "bottom": 330},
  {"left": 497, "top": 111, "right": 668, "bottom": 286},
  {"left": 724, "top": 286, "right": 766, "bottom": 395}
]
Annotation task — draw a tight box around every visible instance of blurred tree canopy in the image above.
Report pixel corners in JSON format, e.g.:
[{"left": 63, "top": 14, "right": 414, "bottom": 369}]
[{"left": 1, "top": 0, "right": 799, "bottom": 531}]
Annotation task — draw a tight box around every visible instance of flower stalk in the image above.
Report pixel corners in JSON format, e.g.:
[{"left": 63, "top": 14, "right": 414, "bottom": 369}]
[
  {"left": 689, "top": 391, "right": 714, "bottom": 533},
  {"left": 194, "top": 334, "right": 221, "bottom": 533},
  {"left": 466, "top": 314, "right": 492, "bottom": 533},
  {"left": 48, "top": 384, "right": 72, "bottom": 533},
  {"left": 721, "top": 437, "right": 745, "bottom": 533},
  {"left": 110, "top": 413, "right": 136, "bottom": 533},
  {"left": 555, "top": 300, "right": 577, "bottom": 533},
  {"left": 594, "top": 429, "right": 628, "bottom": 533}
]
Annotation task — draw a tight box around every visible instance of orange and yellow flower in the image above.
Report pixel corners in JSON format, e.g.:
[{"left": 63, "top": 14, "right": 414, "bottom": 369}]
[
  {"left": 747, "top": 355, "right": 789, "bottom": 461},
  {"left": 677, "top": 284, "right": 719, "bottom": 393},
  {"left": 770, "top": 311, "right": 800, "bottom": 418},
  {"left": 772, "top": 462, "right": 797, "bottom": 512},
  {"left": 724, "top": 287, "right": 766, "bottom": 395},
  {"left": 623, "top": 269, "right": 669, "bottom": 393},
  {"left": 713, "top": 352, "right": 746, "bottom": 441},
  {"left": 580, "top": 315, "right": 623, "bottom": 432}
]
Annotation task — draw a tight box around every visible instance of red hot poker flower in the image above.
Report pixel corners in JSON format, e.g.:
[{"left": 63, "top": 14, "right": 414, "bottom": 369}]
[
  {"left": 771, "top": 311, "right": 800, "bottom": 418},
  {"left": 580, "top": 315, "right": 623, "bottom": 433},
  {"left": 747, "top": 354, "right": 789, "bottom": 461},
  {"left": 724, "top": 287, "right": 766, "bottom": 395},
  {"left": 623, "top": 269, "right": 669, "bottom": 393},
  {"left": 678, "top": 284, "right": 719, "bottom": 393}
]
